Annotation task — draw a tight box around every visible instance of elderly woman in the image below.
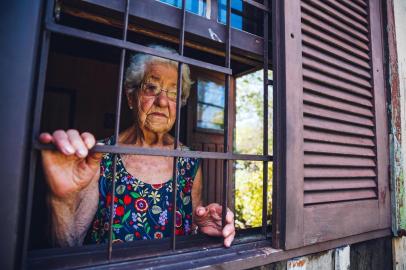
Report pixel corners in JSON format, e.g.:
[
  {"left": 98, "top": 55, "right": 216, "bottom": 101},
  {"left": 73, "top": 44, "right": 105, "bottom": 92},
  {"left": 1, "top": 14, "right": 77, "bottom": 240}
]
[{"left": 40, "top": 45, "right": 235, "bottom": 248}]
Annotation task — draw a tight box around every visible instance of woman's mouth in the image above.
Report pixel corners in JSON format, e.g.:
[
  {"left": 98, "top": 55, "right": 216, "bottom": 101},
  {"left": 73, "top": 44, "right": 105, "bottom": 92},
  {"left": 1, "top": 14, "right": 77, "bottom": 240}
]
[{"left": 149, "top": 112, "right": 167, "bottom": 118}]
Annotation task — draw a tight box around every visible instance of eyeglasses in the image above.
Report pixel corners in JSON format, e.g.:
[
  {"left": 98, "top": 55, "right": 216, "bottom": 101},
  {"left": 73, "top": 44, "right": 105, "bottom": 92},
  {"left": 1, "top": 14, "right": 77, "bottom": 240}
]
[{"left": 140, "top": 82, "right": 178, "bottom": 102}]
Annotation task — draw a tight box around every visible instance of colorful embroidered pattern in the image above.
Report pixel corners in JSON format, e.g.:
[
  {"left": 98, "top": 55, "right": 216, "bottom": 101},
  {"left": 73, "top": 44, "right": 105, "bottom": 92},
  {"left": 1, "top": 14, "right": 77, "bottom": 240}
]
[{"left": 86, "top": 137, "right": 200, "bottom": 244}]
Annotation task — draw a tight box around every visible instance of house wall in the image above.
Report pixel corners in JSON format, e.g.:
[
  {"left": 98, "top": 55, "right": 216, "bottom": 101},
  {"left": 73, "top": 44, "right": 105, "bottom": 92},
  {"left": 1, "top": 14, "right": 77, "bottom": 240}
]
[{"left": 391, "top": 0, "right": 406, "bottom": 269}]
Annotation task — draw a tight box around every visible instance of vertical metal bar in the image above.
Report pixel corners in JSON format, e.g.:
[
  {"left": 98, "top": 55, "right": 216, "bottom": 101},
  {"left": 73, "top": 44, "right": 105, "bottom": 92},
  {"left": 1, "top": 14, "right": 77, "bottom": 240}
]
[
  {"left": 171, "top": 0, "right": 186, "bottom": 251},
  {"left": 107, "top": 0, "right": 130, "bottom": 260},
  {"left": 22, "top": 0, "right": 54, "bottom": 267},
  {"left": 221, "top": 0, "right": 231, "bottom": 230},
  {"left": 262, "top": 0, "right": 269, "bottom": 237},
  {"left": 271, "top": 0, "right": 284, "bottom": 249}
]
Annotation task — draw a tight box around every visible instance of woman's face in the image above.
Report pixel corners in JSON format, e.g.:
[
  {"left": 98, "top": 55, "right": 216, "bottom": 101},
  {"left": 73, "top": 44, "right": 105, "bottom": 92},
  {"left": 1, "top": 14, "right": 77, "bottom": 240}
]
[{"left": 128, "top": 62, "right": 178, "bottom": 135}]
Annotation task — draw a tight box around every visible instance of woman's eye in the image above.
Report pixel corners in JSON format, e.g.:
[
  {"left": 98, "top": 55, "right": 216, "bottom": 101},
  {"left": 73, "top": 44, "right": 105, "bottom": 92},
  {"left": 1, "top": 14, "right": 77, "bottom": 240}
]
[{"left": 146, "top": 84, "right": 158, "bottom": 92}]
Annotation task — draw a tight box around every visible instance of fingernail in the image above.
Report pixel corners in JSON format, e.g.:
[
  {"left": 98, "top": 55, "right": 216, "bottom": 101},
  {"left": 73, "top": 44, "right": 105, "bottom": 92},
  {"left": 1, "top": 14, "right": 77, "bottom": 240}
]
[
  {"left": 78, "top": 149, "right": 87, "bottom": 157},
  {"left": 65, "top": 145, "right": 74, "bottom": 154}
]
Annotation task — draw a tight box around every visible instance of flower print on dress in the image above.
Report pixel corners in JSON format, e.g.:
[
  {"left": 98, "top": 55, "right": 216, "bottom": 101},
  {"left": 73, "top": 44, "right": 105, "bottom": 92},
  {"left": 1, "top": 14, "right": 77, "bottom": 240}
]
[
  {"left": 148, "top": 190, "right": 161, "bottom": 204},
  {"left": 159, "top": 210, "right": 168, "bottom": 226},
  {"left": 134, "top": 198, "right": 149, "bottom": 212}
]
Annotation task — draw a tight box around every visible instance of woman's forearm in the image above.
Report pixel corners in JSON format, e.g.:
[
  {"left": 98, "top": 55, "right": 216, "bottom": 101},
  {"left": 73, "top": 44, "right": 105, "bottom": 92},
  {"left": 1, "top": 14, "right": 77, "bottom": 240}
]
[{"left": 49, "top": 179, "right": 99, "bottom": 247}]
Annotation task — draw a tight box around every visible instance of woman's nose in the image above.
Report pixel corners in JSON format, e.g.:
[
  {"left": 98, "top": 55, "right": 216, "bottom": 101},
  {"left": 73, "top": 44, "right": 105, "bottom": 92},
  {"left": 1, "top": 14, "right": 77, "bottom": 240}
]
[{"left": 155, "top": 91, "right": 169, "bottom": 107}]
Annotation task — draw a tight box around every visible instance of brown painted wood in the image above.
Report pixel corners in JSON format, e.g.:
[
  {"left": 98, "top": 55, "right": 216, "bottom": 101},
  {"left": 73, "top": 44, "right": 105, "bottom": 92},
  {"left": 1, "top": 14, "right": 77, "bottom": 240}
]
[
  {"left": 303, "top": 92, "right": 373, "bottom": 117},
  {"left": 302, "top": 34, "right": 370, "bottom": 70},
  {"left": 302, "top": 57, "right": 371, "bottom": 89},
  {"left": 304, "top": 178, "right": 377, "bottom": 191},
  {"left": 301, "top": 1, "right": 369, "bottom": 43},
  {"left": 304, "top": 142, "right": 375, "bottom": 157},
  {"left": 282, "top": 0, "right": 304, "bottom": 250},
  {"left": 303, "top": 200, "right": 380, "bottom": 245},
  {"left": 301, "top": 12, "right": 369, "bottom": 51},
  {"left": 301, "top": 23, "right": 370, "bottom": 61},
  {"left": 303, "top": 129, "right": 375, "bottom": 147},
  {"left": 302, "top": 45, "right": 371, "bottom": 80},
  {"left": 302, "top": 80, "right": 372, "bottom": 108},
  {"left": 324, "top": 1, "right": 368, "bottom": 24},
  {"left": 338, "top": 0, "right": 368, "bottom": 17},
  {"left": 303, "top": 70, "right": 372, "bottom": 98},
  {"left": 304, "top": 189, "right": 376, "bottom": 205},
  {"left": 369, "top": 0, "right": 391, "bottom": 229},
  {"left": 303, "top": 0, "right": 369, "bottom": 34},
  {"left": 304, "top": 155, "right": 375, "bottom": 167},
  {"left": 304, "top": 168, "right": 376, "bottom": 178},
  {"left": 303, "top": 116, "right": 374, "bottom": 137},
  {"left": 303, "top": 104, "right": 374, "bottom": 127}
]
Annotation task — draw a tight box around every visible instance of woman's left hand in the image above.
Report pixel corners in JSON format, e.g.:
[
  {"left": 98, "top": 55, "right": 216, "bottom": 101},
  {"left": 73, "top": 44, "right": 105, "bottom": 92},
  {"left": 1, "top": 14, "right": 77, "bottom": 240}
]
[{"left": 194, "top": 203, "right": 235, "bottom": 247}]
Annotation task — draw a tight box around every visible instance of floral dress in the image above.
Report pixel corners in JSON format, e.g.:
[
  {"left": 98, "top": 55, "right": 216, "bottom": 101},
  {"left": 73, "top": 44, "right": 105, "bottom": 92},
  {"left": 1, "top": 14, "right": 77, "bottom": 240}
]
[{"left": 86, "top": 137, "right": 200, "bottom": 244}]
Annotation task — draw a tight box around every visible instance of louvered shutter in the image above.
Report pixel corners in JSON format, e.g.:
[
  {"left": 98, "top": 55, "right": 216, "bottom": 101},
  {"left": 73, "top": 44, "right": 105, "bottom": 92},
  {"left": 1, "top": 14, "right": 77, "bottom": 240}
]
[{"left": 280, "top": 0, "right": 390, "bottom": 249}]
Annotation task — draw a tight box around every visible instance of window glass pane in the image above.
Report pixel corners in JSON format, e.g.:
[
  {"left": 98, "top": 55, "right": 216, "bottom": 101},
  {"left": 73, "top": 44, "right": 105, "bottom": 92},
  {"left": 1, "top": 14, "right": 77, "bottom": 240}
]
[
  {"left": 158, "top": 0, "right": 208, "bottom": 17},
  {"left": 196, "top": 79, "right": 225, "bottom": 131},
  {"left": 218, "top": 0, "right": 264, "bottom": 36}
]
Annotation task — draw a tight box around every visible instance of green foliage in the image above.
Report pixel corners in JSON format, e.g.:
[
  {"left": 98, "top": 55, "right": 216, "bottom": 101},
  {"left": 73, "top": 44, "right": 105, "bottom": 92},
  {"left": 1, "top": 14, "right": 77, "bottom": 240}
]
[{"left": 234, "top": 70, "right": 273, "bottom": 229}]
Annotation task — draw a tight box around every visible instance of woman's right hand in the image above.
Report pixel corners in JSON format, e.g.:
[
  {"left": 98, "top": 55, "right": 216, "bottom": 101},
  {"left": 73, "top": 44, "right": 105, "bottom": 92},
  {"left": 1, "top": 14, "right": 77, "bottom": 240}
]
[{"left": 39, "top": 130, "right": 103, "bottom": 199}]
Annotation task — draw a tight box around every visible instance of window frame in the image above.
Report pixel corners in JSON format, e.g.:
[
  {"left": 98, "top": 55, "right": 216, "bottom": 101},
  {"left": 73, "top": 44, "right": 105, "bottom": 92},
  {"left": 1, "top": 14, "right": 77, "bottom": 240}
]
[{"left": 22, "top": 0, "right": 275, "bottom": 268}]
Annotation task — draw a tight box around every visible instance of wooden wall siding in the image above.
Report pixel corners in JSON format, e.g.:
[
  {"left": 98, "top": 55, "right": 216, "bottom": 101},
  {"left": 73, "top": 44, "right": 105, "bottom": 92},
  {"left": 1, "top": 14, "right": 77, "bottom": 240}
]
[
  {"left": 282, "top": 0, "right": 390, "bottom": 249},
  {"left": 301, "top": 0, "right": 377, "bottom": 206}
]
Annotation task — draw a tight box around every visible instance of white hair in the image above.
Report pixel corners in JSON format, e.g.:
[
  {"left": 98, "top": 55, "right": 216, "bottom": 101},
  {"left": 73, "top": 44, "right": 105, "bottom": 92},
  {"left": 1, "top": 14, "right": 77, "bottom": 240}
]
[{"left": 124, "top": 45, "right": 193, "bottom": 106}]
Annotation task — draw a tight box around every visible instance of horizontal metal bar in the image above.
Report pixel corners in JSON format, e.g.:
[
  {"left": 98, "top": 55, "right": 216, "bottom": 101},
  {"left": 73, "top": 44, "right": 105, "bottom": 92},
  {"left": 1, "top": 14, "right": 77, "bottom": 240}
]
[
  {"left": 33, "top": 141, "right": 273, "bottom": 161},
  {"left": 243, "top": 0, "right": 270, "bottom": 12},
  {"left": 45, "top": 21, "right": 233, "bottom": 75}
]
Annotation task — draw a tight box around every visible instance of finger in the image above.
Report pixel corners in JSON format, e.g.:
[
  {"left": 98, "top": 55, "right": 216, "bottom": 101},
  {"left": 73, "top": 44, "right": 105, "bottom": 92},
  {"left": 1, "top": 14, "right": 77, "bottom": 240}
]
[
  {"left": 222, "top": 223, "right": 235, "bottom": 239},
  {"left": 67, "top": 129, "right": 88, "bottom": 158},
  {"left": 224, "top": 230, "right": 235, "bottom": 248},
  {"left": 226, "top": 208, "right": 234, "bottom": 224},
  {"left": 195, "top": 206, "right": 208, "bottom": 217},
  {"left": 39, "top": 132, "right": 53, "bottom": 144},
  {"left": 81, "top": 132, "right": 96, "bottom": 149},
  {"left": 199, "top": 225, "right": 223, "bottom": 237},
  {"left": 53, "top": 130, "right": 75, "bottom": 155}
]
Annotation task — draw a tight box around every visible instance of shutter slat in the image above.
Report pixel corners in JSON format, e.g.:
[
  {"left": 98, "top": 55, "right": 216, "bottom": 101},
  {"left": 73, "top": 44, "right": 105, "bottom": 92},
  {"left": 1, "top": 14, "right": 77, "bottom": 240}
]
[
  {"left": 303, "top": 45, "right": 371, "bottom": 80},
  {"left": 303, "top": 56, "right": 372, "bottom": 89},
  {"left": 303, "top": 104, "right": 374, "bottom": 127},
  {"left": 324, "top": 1, "right": 368, "bottom": 25},
  {"left": 303, "top": 91, "right": 373, "bottom": 118},
  {"left": 303, "top": 80, "right": 373, "bottom": 108},
  {"left": 304, "top": 178, "right": 376, "bottom": 191},
  {"left": 304, "top": 155, "right": 375, "bottom": 167},
  {"left": 303, "top": 129, "right": 375, "bottom": 147},
  {"left": 301, "top": 1, "right": 369, "bottom": 43},
  {"left": 304, "top": 168, "right": 376, "bottom": 178},
  {"left": 303, "top": 69, "right": 372, "bottom": 98},
  {"left": 303, "top": 0, "right": 369, "bottom": 34},
  {"left": 304, "top": 189, "right": 376, "bottom": 205},
  {"left": 301, "top": 12, "right": 369, "bottom": 52},
  {"left": 302, "top": 23, "right": 370, "bottom": 61},
  {"left": 338, "top": 0, "right": 368, "bottom": 16},
  {"left": 303, "top": 34, "right": 370, "bottom": 69},
  {"left": 304, "top": 141, "right": 375, "bottom": 157},
  {"left": 304, "top": 116, "right": 374, "bottom": 137}
]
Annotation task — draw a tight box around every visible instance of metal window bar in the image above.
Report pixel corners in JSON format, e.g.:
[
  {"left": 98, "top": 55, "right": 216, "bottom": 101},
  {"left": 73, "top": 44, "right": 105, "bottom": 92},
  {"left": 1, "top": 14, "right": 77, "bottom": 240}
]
[
  {"left": 262, "top": 0, "right": 270, "bottom": 237},
  {"left": 26, "top": 0, "right": 275, "bottom": 266},
  {"left": 107, "top": 0, "right": 130, "bottom": 260},
  {"left": 170, "top": 0, "right": 187, "bottom": 251},
  {"left": 221, "top": 0, "right": 231, "bottom": 232}
]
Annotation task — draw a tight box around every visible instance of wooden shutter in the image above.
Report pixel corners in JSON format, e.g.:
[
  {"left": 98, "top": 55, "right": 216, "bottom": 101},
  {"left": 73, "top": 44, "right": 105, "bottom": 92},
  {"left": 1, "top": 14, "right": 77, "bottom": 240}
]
[{"left": 280, "top": 0, "right": 390, "bottom": 249}]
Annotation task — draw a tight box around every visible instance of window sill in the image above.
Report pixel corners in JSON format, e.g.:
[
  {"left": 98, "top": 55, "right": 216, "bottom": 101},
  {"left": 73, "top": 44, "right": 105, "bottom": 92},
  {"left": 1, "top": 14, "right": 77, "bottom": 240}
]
[{"left": 27, "top": 228, "right": 390, "bottom": 270}]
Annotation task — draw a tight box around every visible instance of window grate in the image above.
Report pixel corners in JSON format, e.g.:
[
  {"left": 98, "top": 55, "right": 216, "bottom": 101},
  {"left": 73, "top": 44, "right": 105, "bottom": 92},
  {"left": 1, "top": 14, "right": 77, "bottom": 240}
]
[{"left": 26, "top": 0, "right": 274, "bottom": 266}]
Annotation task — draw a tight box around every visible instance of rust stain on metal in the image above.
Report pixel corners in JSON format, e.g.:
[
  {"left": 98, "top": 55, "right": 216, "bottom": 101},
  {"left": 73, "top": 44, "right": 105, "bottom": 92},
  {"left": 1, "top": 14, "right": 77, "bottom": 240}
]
[{"left": 288, "top": 258, "right": 306, "bottom": 267}]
